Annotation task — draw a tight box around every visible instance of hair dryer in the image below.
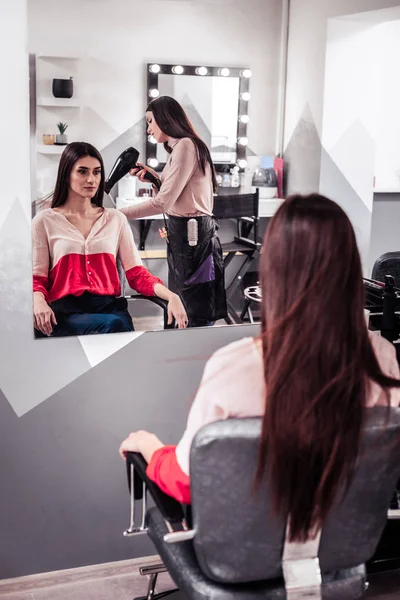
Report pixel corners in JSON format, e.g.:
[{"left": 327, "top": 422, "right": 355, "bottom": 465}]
[{"left": 104, "top": 147, "right": 161, "bottom": 194}]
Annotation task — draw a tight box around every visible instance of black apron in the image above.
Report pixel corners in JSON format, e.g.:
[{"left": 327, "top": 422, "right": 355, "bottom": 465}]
[{"left": 166, "top": 215, "right": 227, "bottom": 326}]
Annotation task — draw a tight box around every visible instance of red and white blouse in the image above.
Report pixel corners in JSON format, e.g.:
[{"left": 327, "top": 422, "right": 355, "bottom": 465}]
[{"left": 32, "top": 207, "right": 163, "bottom": 303}]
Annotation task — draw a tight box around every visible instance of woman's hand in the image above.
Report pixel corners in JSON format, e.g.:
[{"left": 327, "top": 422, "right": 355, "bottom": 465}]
[
  {"left": 119, "top": 430, "right": 164, "bottom": 463},
  {"left": 168, "top": 293, "right": 188, "bottom": 329},
  {"left": 129, "top": 162, "right": 159, "bottom": 190},
  {"left": 33, "top": 292, "right": 57, "bottom": 336}
]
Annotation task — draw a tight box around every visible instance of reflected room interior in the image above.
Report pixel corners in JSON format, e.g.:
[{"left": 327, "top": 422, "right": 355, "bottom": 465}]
[{"left": 30, "top": 52, "right": 285, "bottom": 338}]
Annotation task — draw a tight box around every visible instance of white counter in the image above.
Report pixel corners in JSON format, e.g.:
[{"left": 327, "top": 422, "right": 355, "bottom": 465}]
[{"left": 116, "top": 196, "right": 284, "bottom": 220}]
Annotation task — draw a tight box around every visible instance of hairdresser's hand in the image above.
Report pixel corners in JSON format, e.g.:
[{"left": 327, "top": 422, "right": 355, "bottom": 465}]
[
  {"left": 33, "top": 292, "right": 57, "bottom": 336},
  {"left": 130, "top": 163, "right": 160, "bottom": 191},
  {"left": 119, "top": 430, "right": 164, "bottom": 463},
  {"left": 168, "top": 293, "right": 188, "bottom": 329},
  {"left": 130, "top": 162, "right": 158, "bottom": 181}
]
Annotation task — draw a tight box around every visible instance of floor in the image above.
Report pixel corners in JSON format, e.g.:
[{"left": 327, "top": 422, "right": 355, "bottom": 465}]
[{"left": 1, "top": 563, "right": 399, "bottom": 600}]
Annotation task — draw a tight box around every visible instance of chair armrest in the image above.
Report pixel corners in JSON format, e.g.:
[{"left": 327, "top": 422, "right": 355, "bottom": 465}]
[
  {"left": 129, "top": 295, "right": 175, "bottom": 329},
  {"left": 126, "top": 452, "right": 185, "bottom": 524}
]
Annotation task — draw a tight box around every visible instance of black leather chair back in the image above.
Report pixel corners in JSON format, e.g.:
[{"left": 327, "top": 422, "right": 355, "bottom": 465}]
[
  {"left": 213, "top": 191, "right": 259, "bottom": 219},
  {"left": 189, "top": 408, "right": 400, "bottom": 585},
  {"left": 372, "top": 252, "right": 400, "bottom": 288}
]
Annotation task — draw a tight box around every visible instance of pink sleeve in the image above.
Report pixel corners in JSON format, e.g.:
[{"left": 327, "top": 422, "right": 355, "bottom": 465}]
[
  {"left": 146, "top": 445, "right": 191, "bottom": 504},
  {"left": 32, "top": 215, "right": 50, "bottom": 301},
  {"left": 120, "top": 139, "right": 197, "bottom": 218}
]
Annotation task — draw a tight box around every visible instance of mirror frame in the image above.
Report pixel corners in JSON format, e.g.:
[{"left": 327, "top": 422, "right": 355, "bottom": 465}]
[{"left": 145, "top": 63, "right": 251, "bottom": 172}]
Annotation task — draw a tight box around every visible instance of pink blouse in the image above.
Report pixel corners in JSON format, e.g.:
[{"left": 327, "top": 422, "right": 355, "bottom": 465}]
[
  {"left": 119, "top": 138, "right": 214, "bottom": 219},
  {"left": 146, "top": 331, "right": 400, "bottom": 504}
]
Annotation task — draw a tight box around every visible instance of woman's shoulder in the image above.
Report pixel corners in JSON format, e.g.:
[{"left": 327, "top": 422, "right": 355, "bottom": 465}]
[
  {"left": 32, "top": 208, "right": 54, "bottom": 226},
  {"left": 104, "top": 207, "right": 126, "bottom": 222},
  {"left": 206, "top": 337, "right": 262, "bottom": 375},
  {"left": 174, "top": 137, "right": 196, "bottom": 152}
]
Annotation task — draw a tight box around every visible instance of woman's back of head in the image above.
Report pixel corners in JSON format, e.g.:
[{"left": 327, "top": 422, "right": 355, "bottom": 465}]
[{"left": 256, "top": 193, "right": 400, "bottom": 541}]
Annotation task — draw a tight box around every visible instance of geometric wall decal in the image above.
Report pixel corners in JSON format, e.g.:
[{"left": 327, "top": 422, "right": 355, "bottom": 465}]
[
  {"left": 78, "top": 331, "right": 144, "bottom": 368},
  {"left": 328, "top": 119, "right": 375, "bottom": 212},
  {"left": 283, "top": 103, "right": 322, "bottom": 197},
  {"left": 0, "top": 199, "right": 92, "bottom": 417},
  {"left": 320, "top": 145, "right": 373, "bottom": 274}
]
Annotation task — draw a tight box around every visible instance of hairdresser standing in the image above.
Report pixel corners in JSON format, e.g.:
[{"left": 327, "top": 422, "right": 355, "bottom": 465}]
[{"left": 120, "top": 96, "right": 227, "bottom": 327}]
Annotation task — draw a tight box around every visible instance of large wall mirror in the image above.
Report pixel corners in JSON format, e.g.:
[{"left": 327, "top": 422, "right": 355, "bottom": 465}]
[{"left": 27, "top": 0, "right": 282, "bottom": 341}]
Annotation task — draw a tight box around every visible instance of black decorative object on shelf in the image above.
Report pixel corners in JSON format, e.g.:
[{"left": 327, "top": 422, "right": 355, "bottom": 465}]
[{"left": 52, "top": 77, "right": 73, "bottom": 99}]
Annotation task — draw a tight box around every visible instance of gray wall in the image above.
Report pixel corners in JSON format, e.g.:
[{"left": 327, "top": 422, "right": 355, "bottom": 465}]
[{"left": 0, "top": 324, "right": 259, "bottom": 579}]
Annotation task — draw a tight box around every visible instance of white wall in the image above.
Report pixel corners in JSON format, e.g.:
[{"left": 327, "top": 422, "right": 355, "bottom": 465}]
[
  {"left": 374, "top": 20, "right": 400, "bottom": 189},
  {"left": 284, "top": 0, "right": 400, "bottom": 273},
  {"left": 322, "top": 18, "right": 400, "bottom": 193},
  {"left": 28, "top": 0, "right": 282, "bottom": 195},
  {"left": 284, "top": 0, "right": 400, "bottom": 148}
]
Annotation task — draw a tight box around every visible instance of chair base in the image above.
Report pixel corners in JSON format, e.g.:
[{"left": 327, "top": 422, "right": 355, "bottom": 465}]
[
  {"left": 133, "top": 562, "right": 185, "bottom": 600},
  {"left": 134, "top": 592, "right": 184, "bottom": 600}
]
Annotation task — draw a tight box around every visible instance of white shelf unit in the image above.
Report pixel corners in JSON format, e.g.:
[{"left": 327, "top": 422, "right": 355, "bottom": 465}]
[
  {"left": 37, "top": 97, "right": 82, "bottom": 108},
  {"left": 37, "top": 145, "right": 66, "bottom": 155},
  {"left": 36, "top": 54, "right": 83, "bottom": 61}
]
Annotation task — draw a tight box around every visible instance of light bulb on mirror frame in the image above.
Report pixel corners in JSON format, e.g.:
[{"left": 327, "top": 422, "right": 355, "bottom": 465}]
[
  {"left": 172, "top": 65, "right": 184, "bottom": 75},
  {"left": 149, "top": 88, "right": 159, "bottom": 98},
  {"left": 148, "top": 158, "right": 159, "bottom": 168},
  {"left": 242, "top": 69, "right": 252, "bottom": 78},
  {"left": 237, "top": 159, "right": 248, "bottom": 169},
  {"left": 149, "top": 64, "right": 161, "bottom": 74},
  {"left": 239, "top": 115, "right": 250, "bottom": 124},
  {"left": 196, "top": 66, "right": 208, "bottom": 76},
  {"left": 238, "top": 137, "right": 248, "bottom": 146},
  {"left": 241, "top": 92, "right": 251, "bottom": 101},
  {"left": 148, "top": 135, "right": 157, "bottom": 144},
  {"left": 219, "top": 68, "right": 230, "bottom": 77}
]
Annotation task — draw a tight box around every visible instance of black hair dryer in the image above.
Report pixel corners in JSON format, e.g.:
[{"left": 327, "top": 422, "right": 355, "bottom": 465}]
[{"left": 104, "top": 147, "right": 161, "bottom": 194}]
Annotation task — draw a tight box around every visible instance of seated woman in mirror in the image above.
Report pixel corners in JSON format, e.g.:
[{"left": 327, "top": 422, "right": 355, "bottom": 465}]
[
  {"left": 120, "top": 194, "right": 400, "bottom": 538},
  {"left": 32, "top": 142, "right": 188, "bottom": 337},
  {"left": 120, "top": 96, "right": 227, "bottom": 328}
]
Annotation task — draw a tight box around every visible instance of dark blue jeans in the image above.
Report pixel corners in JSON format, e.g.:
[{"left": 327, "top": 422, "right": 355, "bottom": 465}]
[{"left": 48, "top": 292, "right": 134, "bottom": 337}]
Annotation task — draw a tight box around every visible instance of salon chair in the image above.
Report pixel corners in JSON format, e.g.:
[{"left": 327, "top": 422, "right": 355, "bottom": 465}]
[
  {"left": 117, "top": 262, "right": 175, "bottom": 330},
  {"left": 213, "top": 190, "right": 261, "bottom": 325},
  {"left": 123, "top": 408, "right": 400, "bottom": 600},
  {"left": 372, "top": 252, "right": 400, "bottom": 289}
]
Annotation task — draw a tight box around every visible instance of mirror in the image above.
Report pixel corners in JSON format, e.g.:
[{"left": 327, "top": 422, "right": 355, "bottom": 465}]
[
  {"left": 157, "top": 74, "right": 239, "bottom": 165},
  {"left": 144, "top": 64, "right": 249, "bottom": 169},
  {"left": 27, "top": 1, "right": 280, "bottom": 340}
]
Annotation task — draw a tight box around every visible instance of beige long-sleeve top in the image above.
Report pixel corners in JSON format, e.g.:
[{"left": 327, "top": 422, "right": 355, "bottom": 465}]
[{"left": 120, "top": 137, "right": 214, "bottom": 220}]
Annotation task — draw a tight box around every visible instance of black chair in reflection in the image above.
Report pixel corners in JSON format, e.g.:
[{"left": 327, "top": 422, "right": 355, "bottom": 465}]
[
  {"left": 118, "top": 262, "right": 175, "bottom": 330},
  {"left": 123, "top": 408, "right": 400, "bottom": 600},
  {"left": 213, "top": 189, "right": 261, "bottom": 324},
  {"left": 372, "top": 252, "right": 400, "bottom": 288}
]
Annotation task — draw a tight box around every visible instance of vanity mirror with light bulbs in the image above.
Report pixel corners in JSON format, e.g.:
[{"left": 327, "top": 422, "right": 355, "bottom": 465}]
[{"left": 144, "top": 63, "right": 252, "bottom": 172}]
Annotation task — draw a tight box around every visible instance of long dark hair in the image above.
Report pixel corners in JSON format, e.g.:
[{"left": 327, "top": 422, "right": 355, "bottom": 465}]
[
  {"left": 147, "top": 95, "right": 217, "bottom": 192},
  {"left": 51, "top": 142, "right": 105, "bottom": 208},
  {"left": 256, "top": 193, "right": 400, "bottom": 542}
]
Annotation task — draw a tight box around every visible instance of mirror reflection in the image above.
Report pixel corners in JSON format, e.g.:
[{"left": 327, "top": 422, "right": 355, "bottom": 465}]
[
  {"left": 156, "top": 75, "right": 240, "bottom": 165},
  {"left": 29, "top": 4, "right": 284, "bottom": 339}
]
